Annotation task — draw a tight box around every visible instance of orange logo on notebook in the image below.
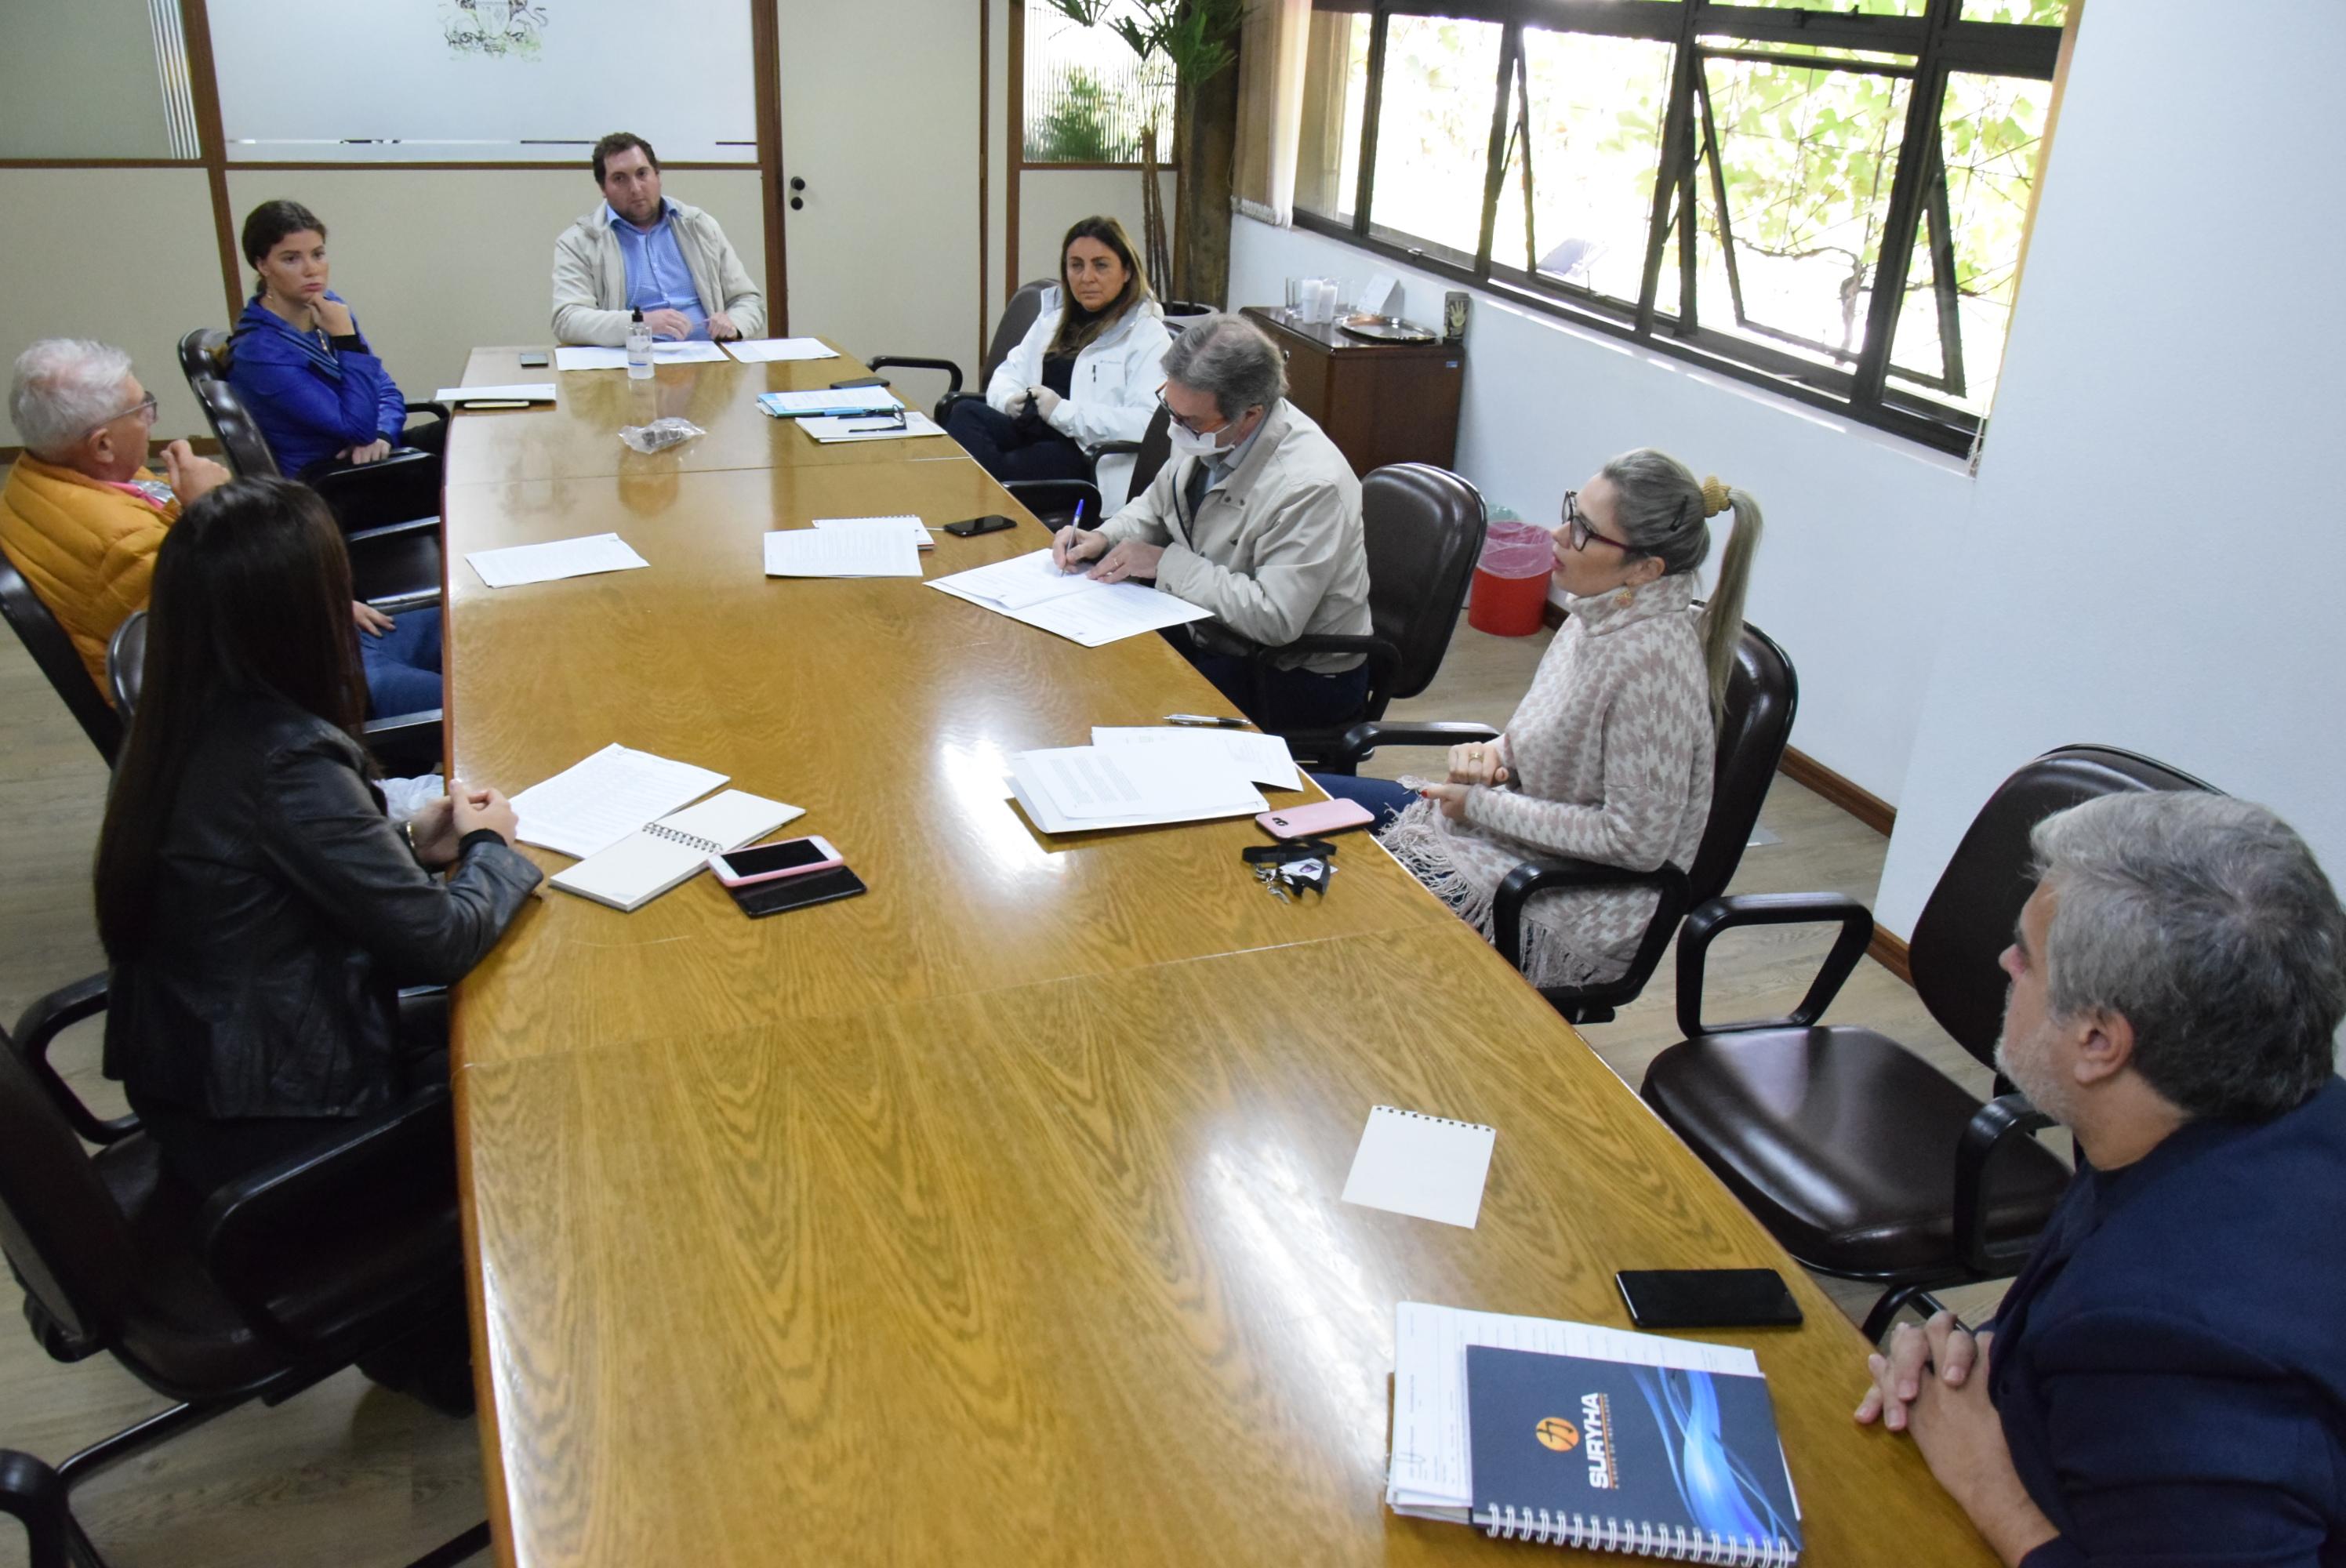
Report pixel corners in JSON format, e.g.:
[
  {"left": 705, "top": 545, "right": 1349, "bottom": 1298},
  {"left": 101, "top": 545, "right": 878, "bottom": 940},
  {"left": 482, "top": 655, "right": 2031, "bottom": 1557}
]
[{"left": 1534, "top": 1417, "right": 1582, "bottom": 1452}]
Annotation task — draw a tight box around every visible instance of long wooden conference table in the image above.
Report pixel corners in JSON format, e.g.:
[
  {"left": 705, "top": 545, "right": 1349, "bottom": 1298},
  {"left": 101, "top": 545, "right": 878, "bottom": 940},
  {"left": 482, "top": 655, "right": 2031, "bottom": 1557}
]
[{"left": 441, "top": 347, "right": 1992, "bottom": 1566}]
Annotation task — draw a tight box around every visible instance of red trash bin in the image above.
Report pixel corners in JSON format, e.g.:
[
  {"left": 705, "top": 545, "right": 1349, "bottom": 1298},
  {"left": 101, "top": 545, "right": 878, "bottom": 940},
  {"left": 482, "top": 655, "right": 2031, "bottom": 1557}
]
[{"left": 1467, "top": 518, "right": 1553, "bottom": 637}]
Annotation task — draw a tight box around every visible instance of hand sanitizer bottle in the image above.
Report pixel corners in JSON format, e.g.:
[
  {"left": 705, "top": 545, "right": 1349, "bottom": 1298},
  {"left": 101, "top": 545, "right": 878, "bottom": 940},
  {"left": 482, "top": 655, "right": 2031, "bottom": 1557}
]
[{"left": 626, "top": 309, "right": 653, "bottom": 379}]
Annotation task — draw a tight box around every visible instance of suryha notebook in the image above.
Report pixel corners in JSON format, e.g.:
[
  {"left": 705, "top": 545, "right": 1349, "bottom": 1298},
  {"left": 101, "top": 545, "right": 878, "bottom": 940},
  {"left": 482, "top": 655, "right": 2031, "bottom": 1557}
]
[
  {"left": 1465, "top": 1345, "right": 1803, "bottom": 1566},
  {"left": 548, "top": 789, "right": 804, "bottom": 912}
]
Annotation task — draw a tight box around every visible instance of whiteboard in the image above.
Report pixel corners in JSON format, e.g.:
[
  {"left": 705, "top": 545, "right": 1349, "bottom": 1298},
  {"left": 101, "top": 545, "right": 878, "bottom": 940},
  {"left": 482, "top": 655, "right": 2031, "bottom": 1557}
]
[{"left": 209, "top": 0, "right": 755, "bottom": 162}]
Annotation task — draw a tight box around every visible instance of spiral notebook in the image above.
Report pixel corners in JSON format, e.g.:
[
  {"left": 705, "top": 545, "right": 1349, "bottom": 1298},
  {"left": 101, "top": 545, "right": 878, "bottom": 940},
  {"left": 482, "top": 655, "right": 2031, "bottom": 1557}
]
[
  {"left": 1464, "top": 1345, "right": 1801, "bottom": 1564},
  {"left": 549, "top": 789, "right": 804, "bottom": 912},
  {"left": 1341, "top": 1105, "right": 1496, "bottom": 1229}
]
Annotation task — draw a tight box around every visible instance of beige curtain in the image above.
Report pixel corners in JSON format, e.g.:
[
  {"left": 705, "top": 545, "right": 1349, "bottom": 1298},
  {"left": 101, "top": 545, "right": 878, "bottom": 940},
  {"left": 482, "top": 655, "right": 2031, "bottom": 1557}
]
[{"left": 1230, "top": 0, "right": 1313, "bottom": 226}]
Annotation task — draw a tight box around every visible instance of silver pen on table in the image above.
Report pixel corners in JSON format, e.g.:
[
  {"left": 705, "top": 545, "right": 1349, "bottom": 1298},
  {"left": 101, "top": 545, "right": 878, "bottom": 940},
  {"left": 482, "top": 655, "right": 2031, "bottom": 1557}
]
[{"left": 1164, "top": 713, "right": 1251, "bottom": 729}]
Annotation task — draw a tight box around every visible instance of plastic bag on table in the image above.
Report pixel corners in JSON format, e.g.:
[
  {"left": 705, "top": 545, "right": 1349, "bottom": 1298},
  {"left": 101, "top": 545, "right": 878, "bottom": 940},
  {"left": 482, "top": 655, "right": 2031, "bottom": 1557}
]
[{"left": 618, "top": 417, "right": 705, "bottom": 453}]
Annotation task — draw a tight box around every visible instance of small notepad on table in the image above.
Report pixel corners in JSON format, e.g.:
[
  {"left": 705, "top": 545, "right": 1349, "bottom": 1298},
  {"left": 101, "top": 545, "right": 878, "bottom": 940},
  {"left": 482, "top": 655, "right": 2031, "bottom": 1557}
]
[
  {"left": 467, "top": 533, "right": 647, "bottom": 589},
  {"left": 764, "top": 526, "right": 923, "bottom": 578},
  {"left": 1342, "top": 1105, "right": 1496, "bottom": 1229},
  {"left": 550, "top": 789, "right": 804, "bottom": 911},
  {"left": 723, "top": 336, "right": 839, "bottom": 362}
]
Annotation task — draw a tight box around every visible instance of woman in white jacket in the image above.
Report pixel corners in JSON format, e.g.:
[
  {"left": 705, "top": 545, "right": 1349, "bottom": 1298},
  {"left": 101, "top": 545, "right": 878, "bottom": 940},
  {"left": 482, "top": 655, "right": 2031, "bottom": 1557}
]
[{"left": 947, "top": 216, "right": 1171, "bottom": 512}]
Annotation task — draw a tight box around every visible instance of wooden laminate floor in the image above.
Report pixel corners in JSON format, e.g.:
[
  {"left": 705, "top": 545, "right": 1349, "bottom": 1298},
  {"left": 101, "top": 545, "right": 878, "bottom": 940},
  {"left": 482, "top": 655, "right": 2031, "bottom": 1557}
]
[{"left": 0, "top": 611, "right": 2008, "bottom": 1567}]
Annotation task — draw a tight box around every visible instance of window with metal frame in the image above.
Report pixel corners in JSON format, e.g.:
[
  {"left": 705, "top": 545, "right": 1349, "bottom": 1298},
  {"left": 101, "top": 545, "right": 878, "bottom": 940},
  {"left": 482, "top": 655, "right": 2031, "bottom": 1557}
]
[{"left": 1292, "top": 0, "right": 2067, "bottom": 453}]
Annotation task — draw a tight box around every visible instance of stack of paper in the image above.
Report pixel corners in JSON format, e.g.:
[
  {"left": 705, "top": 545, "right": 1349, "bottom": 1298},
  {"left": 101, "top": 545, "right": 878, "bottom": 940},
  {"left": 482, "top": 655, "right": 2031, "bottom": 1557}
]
[
  {"left": 510, "top": 744, "right": 729, "bottom": 858},
  {"left": 437, "top": 383, "right": 557, "bottom": 406},
  {"left": 799, "top": 412, "right": 945, "bottom": 444},
  {"left": 763, "top": 526, "right": 923, "bottom": 579},
  {"left": 1386, "top": 1302, "right": 1766, "bottom": 1524},
  {"left": 757, "top": 387, "right": 906, "bottom": 419},
  {"left": 815, "top": 515, "right": 934, "bottom": 550},
  {"left": 723, "top": 337, "right": 840, "bottom": 363},
  {"left": 466, "top": 533, "right": 648, "bottom": 588},
  {"left": 1091, "top": 725, "right": 1301, "bottom": 790},
  {"left": 1007, "top": 745, "right": 1265, "bottom": 833},
  {"left": 930, "top": 549, "right": 1213, "bottom": 648},
  {"left": 554, "top": 341, "right": 729, "bottom": 370}
]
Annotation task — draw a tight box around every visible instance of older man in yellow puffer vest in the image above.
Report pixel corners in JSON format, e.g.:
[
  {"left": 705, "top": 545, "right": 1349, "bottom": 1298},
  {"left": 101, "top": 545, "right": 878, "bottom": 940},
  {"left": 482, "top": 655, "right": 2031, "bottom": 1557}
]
[{"left": 1, "top": 339, "right": 231, "bottom": 698}]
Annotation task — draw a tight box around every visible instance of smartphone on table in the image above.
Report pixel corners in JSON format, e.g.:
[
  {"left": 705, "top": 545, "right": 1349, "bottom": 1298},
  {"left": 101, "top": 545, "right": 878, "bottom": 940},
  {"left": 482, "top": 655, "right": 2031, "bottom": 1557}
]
[
  {"left": 518, "top": 350, "right": 550, "bottom": 368},
  {"left": 1614, "top": 1269, "right": 1803, "bottom": 1329},
  {"left": 944, "top": 514, "right": 1017, "bottom": 538},
  {"left": 1258, "top": 799, "right": 1376, "bottom": 840},
  {"left": 709, "top": 835, "right": 843, "bottom": 887}
]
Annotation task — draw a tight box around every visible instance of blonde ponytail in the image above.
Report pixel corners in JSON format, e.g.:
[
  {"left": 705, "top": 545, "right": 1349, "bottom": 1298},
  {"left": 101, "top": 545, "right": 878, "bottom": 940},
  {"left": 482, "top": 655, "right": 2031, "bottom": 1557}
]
[{"left": 1698, "top": 488, "right": 1763, "bottom": 724}]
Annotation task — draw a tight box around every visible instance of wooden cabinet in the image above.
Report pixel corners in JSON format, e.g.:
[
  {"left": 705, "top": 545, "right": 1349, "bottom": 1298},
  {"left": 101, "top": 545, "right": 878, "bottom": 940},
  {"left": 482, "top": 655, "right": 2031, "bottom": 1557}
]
[{"left": 1241, "top": 305, "right": 1465, "bottom": 477}]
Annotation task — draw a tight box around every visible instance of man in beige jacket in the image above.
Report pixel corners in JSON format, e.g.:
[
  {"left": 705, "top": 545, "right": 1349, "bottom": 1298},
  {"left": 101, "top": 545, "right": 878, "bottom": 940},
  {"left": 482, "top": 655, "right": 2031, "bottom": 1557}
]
[
  {"left": 1053, "top": 313, "right": 1371, "bottom": 731},
  {"left": 551, "top": 132, "right": 767, "bottom": 347}
]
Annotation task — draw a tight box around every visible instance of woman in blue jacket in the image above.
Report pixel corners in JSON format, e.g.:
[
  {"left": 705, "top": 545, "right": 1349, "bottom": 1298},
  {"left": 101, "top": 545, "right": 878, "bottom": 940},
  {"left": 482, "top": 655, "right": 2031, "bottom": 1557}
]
[{"left": 228, "top": 199, "right": 441, "bottom": 714}]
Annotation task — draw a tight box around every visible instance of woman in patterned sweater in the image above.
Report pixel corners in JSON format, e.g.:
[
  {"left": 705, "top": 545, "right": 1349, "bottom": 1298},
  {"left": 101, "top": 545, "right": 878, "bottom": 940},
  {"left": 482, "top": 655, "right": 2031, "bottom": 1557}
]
[{"left": 1317, "top": 450, "right": 1761, "bottom": 988}]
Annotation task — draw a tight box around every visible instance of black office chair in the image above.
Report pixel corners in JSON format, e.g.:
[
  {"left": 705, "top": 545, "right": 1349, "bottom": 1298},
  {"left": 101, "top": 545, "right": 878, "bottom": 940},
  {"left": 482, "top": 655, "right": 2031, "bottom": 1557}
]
[
  {"left": 0, "top": 1450, "right": 67, "bottom": 1568},
  {"left": 868, "top": 277, "right": 1055, "bottom": 427},
  {"left": 0, "top": 975, "right": 488, "bottom": 1568},
  {"left": 0, "top": 542, "right": 124, "bottom": 761},
  {"left": 1325, "top": 623, "right": 1799, "bottom": 1026},
  {"left": 1643, "top": 744, "right": 2217, "bottom": 1341},
  {"left": 109, "top": 610, "right": 441, "bottom": 779},
  {"left": 178, "top": 329, "right": 444, "bottom": 608},
  {"left": 1000, "top": 401, "right": 1175, "bottom": 532},
  {"left": 1260, "top": 463, "right": 1487, "bottom": 768}
]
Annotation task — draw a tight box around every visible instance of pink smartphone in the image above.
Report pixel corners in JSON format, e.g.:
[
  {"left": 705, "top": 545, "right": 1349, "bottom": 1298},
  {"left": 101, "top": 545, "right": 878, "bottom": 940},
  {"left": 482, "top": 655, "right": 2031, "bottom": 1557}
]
[
  {"left": 708, "top": 834, "right": 842, "bottom": 887},
  {"left": 1256, "top": 799, "right": 1375, "bottom": 839}
]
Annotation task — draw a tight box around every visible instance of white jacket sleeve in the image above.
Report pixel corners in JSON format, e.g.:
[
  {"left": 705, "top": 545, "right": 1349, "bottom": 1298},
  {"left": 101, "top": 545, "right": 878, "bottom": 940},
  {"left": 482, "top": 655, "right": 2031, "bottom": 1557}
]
[
  {"left": 1152, "top": 478, "right": 1356, "bottom": 648},
  {"left": 551, "top": 227, "right": 631, "bottom": 347},
  {"left": 1047, "top": 314, "right": 1172, "bottom": 451},
  {"left": 985, "top": 310, "right": 1054, "bottom": 414}
]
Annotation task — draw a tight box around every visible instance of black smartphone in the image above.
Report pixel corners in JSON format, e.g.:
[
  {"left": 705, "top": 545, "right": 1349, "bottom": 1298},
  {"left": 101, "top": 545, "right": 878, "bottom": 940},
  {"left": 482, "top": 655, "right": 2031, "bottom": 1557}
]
[
  {"left": 829, "top": 375, "right": 889, "bottom": 390},
  {"left": 518, "top": 351, "right": 550, "bottom": 368},
  {"left": 943, "top": 514, "right": 1017, "bottom": 538},
  {"left": 1615, "top": 1269, "right": 1802, "bottom": 1329}
]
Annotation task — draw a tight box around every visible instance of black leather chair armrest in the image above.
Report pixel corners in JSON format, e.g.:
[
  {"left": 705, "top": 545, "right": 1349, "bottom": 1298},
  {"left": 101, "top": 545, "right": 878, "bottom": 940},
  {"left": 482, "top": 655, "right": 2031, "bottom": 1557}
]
[
  {"left": 1673, "top": 891, "right": 1876, "bottom": 1039},
  {"left": 345, "top": 516, "right": 441, "bottom": 547},
  {"left": 1000, "top": 478, "right": 1104, "bottom": 524},
  {"left": 866, "top": 355, "right": 964, "bottom": 399},
  {"left": 1493, "top": 858, "right": 1690, "bottom": 976},
  {"left": 0, "top": 1449, "right": 68, "bottom": 1568},
  {"left": 1955, "top": 1092, "right": 2059, "bottom": 1276},
  {"left": 9, "top": 974, "right": 134, "bottom": 1145},
  {"left": 401, "top": 399, "right": 452, "bottom": 423},
  {"left": 197, "top": 1083, "right": 454, "bottom": 1338},
  {"left": 363, "top": 708, "right": 443, "bottom": 777},
  {"left": 1323, "top": 720, "right": 1500, "bottom": 771},
  {"left": 1091, "top": 438, "right": 1142, "bottom": 456},
  {"left": 307, "top": 447, "right": 440, "bottom": 535}
]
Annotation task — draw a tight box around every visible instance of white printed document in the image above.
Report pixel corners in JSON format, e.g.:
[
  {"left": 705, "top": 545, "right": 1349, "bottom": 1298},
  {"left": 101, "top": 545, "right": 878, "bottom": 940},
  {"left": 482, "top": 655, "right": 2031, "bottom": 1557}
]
[
  {"left": 465, "top": 533, "right": 648, "bottom": 589},
  {"left": 763, "top": 526, "right": 923, "bottom": 579},
  {"left": 1091, "top": 725, "right": 1302, "bottom": 792},
  {"left": 930, "top": 549, "right": 1213, "bottom": 648},
  {"left": 723, "top": 337, "right": 840, "bottom": 363},
  {"left": 760, "top": 387, "right": 907, "bottom": 416},
  {"left": 1386, "top": 1301, "right": 1764, "bottom": 1523},
  {"left": 799, "top": 412, "right": 943, "bottom": 444},
  {"left": 1007, "top": 745, "right": 1264, "bottom": 834},
  {"left": 555, "top": 342, "right": 728, "bottom": 370},
  {"left": 510, "top": 744, "right": 728, "bottom": 860},
  {"left": 437, "top": 382, "right": 557, "bottom": 405},
  {"left": 1341, "top": 1105, "right": 1495, "bottom": 1229},
  {"left": 814, "top": 515, "right": 933, "bottom": 550}
]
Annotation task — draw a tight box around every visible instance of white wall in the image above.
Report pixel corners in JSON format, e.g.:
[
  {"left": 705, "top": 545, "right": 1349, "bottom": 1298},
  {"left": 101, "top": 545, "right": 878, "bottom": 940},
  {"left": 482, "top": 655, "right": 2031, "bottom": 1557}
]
[
  {"left": 1872, "top": 0, "right": 2346, "bottom": 932},
  {"left": 0, "top": 169, "right": 227, "bottom": 444},
  {"left": 1229, "top": 219, "right": 1974, "bottom": 808}
]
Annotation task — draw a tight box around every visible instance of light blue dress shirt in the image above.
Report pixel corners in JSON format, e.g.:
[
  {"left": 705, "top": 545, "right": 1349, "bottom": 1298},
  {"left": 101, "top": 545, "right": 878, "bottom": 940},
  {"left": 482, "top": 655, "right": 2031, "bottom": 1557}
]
[{"left": 608, "top": 200, "right": 711, "bottom": 339}]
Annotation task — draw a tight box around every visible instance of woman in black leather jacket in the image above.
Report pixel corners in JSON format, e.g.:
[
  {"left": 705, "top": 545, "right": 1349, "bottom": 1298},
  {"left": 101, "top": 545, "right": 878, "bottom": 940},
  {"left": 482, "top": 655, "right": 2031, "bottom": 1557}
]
[{"left": 94, "top": 476, "right": 541, "bottom": 1193}]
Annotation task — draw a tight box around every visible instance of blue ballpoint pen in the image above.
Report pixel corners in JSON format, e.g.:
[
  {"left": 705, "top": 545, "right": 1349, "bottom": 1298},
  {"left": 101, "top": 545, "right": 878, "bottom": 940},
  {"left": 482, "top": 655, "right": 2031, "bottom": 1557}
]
[{"left": 1062, "top": 499, "right": 1087, "bottom": 571}]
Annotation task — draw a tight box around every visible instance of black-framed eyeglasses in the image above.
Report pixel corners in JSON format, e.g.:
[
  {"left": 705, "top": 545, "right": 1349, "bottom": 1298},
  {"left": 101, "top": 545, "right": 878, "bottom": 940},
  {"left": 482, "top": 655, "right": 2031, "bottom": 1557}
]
[
  {"left": 85, "top": 391, "right": 158, "bottom": 437},
  {"left": 1157, "top": 392, "right": 1229, "bottom": 438},
  {"left": 1560, "top": 489, "right": 1637, "bottom": 554}
]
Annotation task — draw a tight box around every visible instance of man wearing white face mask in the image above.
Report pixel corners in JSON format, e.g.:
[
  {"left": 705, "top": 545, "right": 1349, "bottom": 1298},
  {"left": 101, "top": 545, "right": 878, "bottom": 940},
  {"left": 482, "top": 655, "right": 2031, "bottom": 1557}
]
[{"left": 1051, "top": 313, "right": 1371, "bottom": 731}]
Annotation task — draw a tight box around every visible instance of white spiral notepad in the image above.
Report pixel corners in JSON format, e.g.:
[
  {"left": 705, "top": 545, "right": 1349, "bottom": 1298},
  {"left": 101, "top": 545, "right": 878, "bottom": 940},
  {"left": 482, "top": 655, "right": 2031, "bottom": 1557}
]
[
  {"left": 549, "top": 789, "right": 804, "bottom": 912},
  {"left": 1341, "top": 1105, "right": 1497, "bottom": 1229}
]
